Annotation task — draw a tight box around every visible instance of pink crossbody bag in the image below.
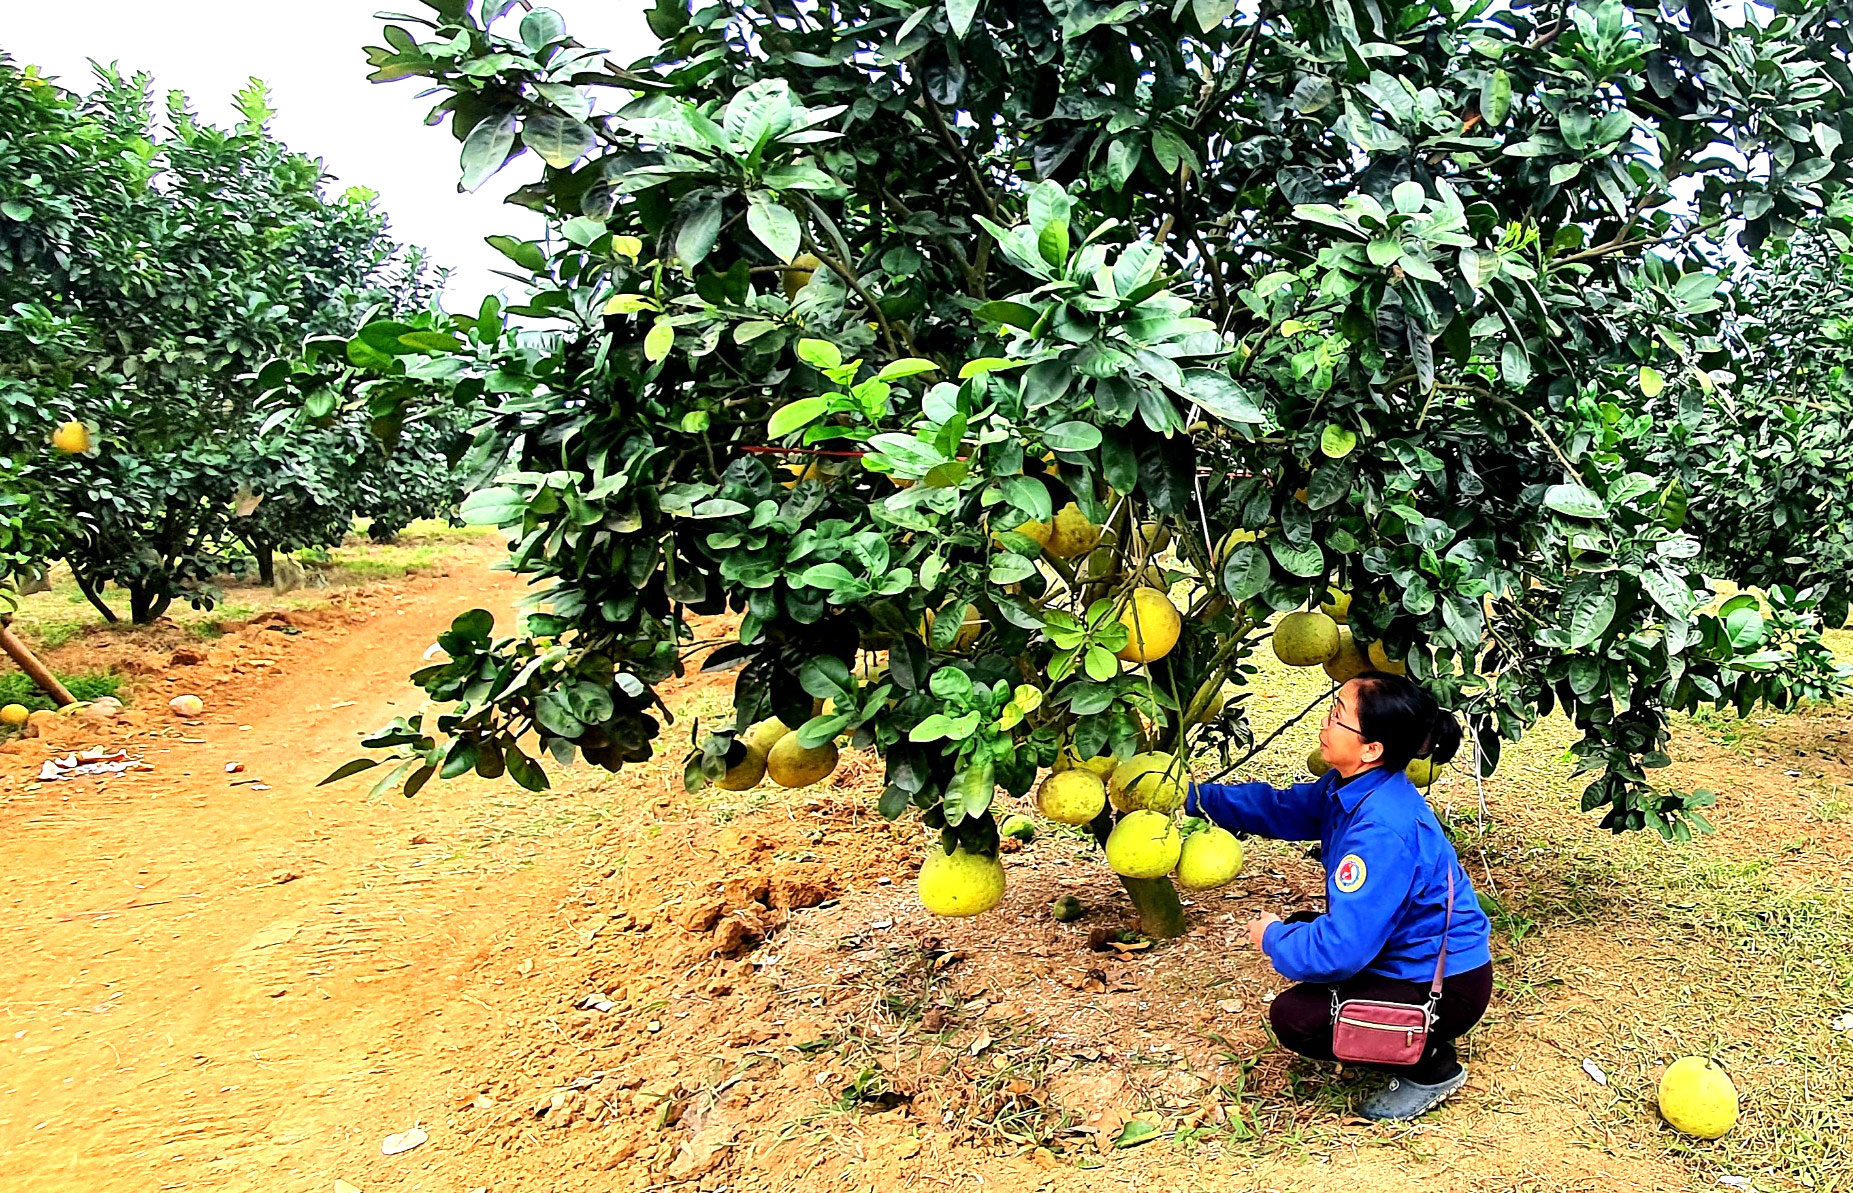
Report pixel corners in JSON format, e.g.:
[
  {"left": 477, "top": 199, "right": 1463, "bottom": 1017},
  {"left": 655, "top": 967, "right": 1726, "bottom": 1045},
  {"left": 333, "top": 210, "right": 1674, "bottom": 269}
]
[{"left": 1329, "top": 870, "right": 1454, "bottom": 1067}]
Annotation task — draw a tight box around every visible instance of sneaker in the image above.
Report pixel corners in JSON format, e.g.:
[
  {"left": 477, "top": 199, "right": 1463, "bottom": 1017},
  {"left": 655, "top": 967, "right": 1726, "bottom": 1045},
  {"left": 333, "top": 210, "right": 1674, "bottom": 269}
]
[{"left": 1359, "top": 1066, "right": 1468, "bottom": 1121}]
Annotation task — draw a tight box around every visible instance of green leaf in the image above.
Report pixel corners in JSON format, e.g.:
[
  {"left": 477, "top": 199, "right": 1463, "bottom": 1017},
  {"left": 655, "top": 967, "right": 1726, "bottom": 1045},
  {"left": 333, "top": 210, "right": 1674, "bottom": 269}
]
[
  {"left": 746, "top": 192, "right": 801, "bottom": 262},
  {"left": 1638, "top": 365, "right": 1665, "bottom": 397},
  {"left": 521, "top": 112, "right": 596, "bottom": 168},
  {"left": 1269, "top": 537, "right": 1325, "bottom": 578},
  {"left": 1, "top": 200, "right": 33, "bottom": 222},
  {"left": 796, "top": 338, "right": 843, "bottom": 370},
  {"left": 1220, "top": 542, "right": 1270, "bottom": 600},
  {"left": 768, "top": 396, "right": 831, "bottom": 438},
  {"left": 1193, "top": 0, "right": 1236, "bottom": 31},
  {"left": 319, "top": 756, "right": 381, "bottom": 786},
  {"left": 486, "top": 234, "right": 547, "bottom": 272},
  {"left": 1543, "top": 484, "right": 1607, "bottom": 519},
  {"left": 1183, "top": 369, "right": 1266, "bottom": 424},
  {"left": 460, "top": 111, "right": 519, "bottom": 191},
  {"left": 1113, "top": 1120, "right": 1161, "bottom": 1149},
  {"left": 1500, "top": 341, "right": 1532, "bottom": 388},
  {"left": 644, "top": 320, "right": 674, "bottom": 362},
  {"left": 504, "top": 745, "right": 551, "bottom": 791},
  {"left": 1565, "top": 587, "right": 1617, "bottom": 649},
  {"left": 1481, "top": 68, "right": 1512, "bottom": 126},
  {"left": 519, "top": 7, "right": 567, "bottom": 52},
  {"left": 1319, "top": 425, "right": 1358, "bottom": 458},
  {"left": 676, "top": 199, "right": 725, "bottom": 269},
  {"left": 1002, "top": 476, "right": 1054, "bottom": 522},
  {"left": 1043, "top": 421, "right": 1103, "bottom": 451},
  {"left": 460, "top": 487, "right": 529, "bottom": 527},
  {"left": 946, "top": 0, "right": 980, "bottom": 37},
  {"left": 876, "top": 357, "right": 939, "bottom": 381}
]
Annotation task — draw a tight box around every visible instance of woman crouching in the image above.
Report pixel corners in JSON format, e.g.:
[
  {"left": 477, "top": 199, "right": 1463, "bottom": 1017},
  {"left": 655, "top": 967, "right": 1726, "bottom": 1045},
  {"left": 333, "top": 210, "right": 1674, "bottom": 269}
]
[{"left": 1185, "top": 672, "right": 1494, "bottom": 1120}]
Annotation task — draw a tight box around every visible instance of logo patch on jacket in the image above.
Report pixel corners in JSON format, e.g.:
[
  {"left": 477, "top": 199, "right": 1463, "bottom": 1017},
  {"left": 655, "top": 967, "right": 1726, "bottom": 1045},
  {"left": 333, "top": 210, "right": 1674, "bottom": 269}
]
[{"left": 1333, "top": 854, "right": 1367, "bottom": 893}]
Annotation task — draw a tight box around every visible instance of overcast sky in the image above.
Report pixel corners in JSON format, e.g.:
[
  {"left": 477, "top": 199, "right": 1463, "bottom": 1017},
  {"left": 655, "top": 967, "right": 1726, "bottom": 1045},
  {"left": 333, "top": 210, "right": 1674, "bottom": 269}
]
[{"left": 2, "top": 2, "right": 653, "bottom": 305}]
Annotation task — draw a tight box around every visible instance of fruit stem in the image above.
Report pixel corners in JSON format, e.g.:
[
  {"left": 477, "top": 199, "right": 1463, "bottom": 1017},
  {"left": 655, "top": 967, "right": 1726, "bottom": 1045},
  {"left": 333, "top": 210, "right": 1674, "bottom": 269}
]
[{"left": 1118, "top": 875, "right": 1189, "bottom": 939}]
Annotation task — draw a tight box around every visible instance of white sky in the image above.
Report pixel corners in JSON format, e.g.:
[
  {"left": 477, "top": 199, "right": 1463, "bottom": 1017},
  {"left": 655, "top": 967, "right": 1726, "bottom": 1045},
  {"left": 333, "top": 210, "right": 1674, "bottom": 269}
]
[{"left": 2, "top": 1, "right": 653, "bottom": 305}]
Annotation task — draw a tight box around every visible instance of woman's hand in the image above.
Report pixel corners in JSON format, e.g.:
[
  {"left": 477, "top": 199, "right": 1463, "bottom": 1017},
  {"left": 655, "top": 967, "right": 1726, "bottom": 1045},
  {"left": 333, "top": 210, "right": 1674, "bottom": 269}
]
[{"left": 1246, "top": 912, "right": 1281, "bottom": 952}]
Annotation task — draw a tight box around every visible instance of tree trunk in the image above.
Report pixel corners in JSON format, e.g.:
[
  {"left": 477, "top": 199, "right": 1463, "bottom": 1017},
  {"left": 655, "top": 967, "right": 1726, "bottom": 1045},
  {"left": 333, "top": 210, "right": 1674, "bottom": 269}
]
[
  {"left": 128, "top": 581, "right": 172, "bottom": 625},
  {"left": 1117, "top": 875, "right": 1190, "bottom": 939},
  {"left": 69, "top": 567, "right": 120, "bottom": 624},
  {"left": 250, "top": 539, "right": 275, "bottom": 587},
  {"left": 0, "top": 623, "right": 74, "bottom": 705}
]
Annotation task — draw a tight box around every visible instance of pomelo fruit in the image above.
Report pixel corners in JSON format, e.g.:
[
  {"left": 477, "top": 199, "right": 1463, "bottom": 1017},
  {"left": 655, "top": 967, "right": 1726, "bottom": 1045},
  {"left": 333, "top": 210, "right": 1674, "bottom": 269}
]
[
  {"left": 1405, "top": 757, "right": 1439, "bottom": 788},
  {"left": 1000, "top": 813, "right": 1037, "bottom": 843},
  {"left": 714, "top": 743, "right": 766, "bottom": 791},
  {"left": 51, "top": 421, "right": 92, "bottom": 454},
  {"left": 1037, "top": 769, "right": 1107, "bottom": 825},
  {"left": 1176, "top": 827, "right": 1245, "bottom": 890},
  {"left": 1044, "top": 503, "right": 1102, "bottom": 560},
  {"left": 1366, "top": 639, "right": 1408, "bottom": 675},
  {"left": 1108, "top": 752, "right": 1187, "bottom": 814},
  {"left": 1657, "top": 1057, "right": 1737, "bottom": 1139},
  {"left": 918, "top": 845, "right": 1005, "bottom": 917},
  {"left": 743, "top": 718, "right": 793, "bottom": 756},
  {"left": 766, "top": 735, "right": 839, "bottom": 788},
  {"left": 1308, "top": 748, "right": 1332, "bottom": 776},
  {"left": 1187, "top": 684, "right": 1227, "bottom": 725},
  {"left": 1105, "top": 810, "right": 1182, "bottom": 879},
  {"left": 995, "top": 517, "right": 1053, "bottom": 552},
  {"left": 1272, "top": 611, "right": 1340, "bottom": 666},
  {"left": 1114, "top": 587, "right": 1181, "bottom": 663},
  {"left": 922, "top": 604, "right": 983, "bottom": 651},
  {"left": 1053, "top": 747, "right": 1116, "bottom": 782},
  {"left": 1135, "top": 522, "right": 1172, "bottom": 553},
  {"left": 1323, "top": 628, "right": 1370, "bottom": 683},
  {"left": 1049, "top": 894, "right": 1085, "bottom": 923},
  {"left": 781, "top": 252, "right": 821, "bottom": 299},
  {"left": 0, "top": 704, "right": 28, "bottom": 728},
  {"left": 1320, "top": 587, "right": 1352, "bottom": 622}
]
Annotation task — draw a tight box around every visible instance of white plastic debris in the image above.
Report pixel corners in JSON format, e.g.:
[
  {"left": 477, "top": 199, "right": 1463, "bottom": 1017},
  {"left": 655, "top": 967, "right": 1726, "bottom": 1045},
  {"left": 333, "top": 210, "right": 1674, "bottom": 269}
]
[
  {"left": 380, "top": 1126, "right": 427, "bottom": 1156},
  {"left": 1581, "top": 1059, "right": 1608, "bottom": 1085}
]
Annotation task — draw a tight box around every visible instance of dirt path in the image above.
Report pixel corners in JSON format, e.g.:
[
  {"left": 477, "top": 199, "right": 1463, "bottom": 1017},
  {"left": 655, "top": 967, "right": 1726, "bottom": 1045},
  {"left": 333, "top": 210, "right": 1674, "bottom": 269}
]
[{"left": 0, "top": 550, "right": 600, "bottom": 1192}]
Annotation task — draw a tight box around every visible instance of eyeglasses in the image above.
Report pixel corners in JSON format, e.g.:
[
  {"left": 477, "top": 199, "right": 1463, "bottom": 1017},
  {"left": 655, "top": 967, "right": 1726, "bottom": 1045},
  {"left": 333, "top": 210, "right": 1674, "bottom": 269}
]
[{"left": 1323, "top": 701, "right": 1362, "bottom": 736}]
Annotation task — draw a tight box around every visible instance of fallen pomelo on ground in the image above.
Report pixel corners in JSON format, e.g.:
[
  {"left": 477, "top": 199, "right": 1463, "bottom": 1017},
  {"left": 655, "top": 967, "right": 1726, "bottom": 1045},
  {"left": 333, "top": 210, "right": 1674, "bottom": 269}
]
[
  {"left": 1657, "top": 1056, "right": 1738, "bottom": 1139},
  {"left": 1000, "top": 813, "right": 1036, "bottom": 842},
  {"left": 0, "top": 704, "right": 28, "bottom": 728},
  {"left": 918, "top": 844, "right": 1005, "bottom": 917}
]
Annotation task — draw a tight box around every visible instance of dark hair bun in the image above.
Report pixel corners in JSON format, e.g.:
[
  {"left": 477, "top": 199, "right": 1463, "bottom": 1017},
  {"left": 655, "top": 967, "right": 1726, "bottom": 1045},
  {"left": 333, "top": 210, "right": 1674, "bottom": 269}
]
[{"left": 1351, "top": 671, "right": 1462, "bottom": 773}]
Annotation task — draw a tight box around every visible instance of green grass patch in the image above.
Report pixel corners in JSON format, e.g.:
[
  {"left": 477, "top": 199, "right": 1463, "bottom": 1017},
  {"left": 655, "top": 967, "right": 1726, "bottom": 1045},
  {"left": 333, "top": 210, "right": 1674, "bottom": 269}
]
[{"left": 0, "top": 671, "right": 122, "bottom": 713}]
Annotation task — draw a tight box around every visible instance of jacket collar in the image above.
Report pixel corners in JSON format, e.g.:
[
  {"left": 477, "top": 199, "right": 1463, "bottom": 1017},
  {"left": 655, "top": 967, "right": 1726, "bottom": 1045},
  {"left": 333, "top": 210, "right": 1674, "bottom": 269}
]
[{"left": 1327, "top": 764, "right": 1401, "bottom": 813}]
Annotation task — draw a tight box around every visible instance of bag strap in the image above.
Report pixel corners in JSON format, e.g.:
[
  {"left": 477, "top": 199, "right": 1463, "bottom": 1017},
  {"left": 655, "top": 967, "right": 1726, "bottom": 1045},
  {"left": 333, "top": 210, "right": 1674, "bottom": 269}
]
[{"left": 1426, "top": 867, "right": 1455, "bottom": 1005}]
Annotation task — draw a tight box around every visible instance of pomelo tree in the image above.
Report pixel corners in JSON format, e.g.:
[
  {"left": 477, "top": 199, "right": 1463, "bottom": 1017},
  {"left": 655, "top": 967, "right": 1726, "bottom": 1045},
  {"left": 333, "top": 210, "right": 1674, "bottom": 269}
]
[
  {"left": 308, "top": 0, "right": 1852, "bottom": 935},
  {"left": 0, "top": 60, "right": 450, "bottom": 621}
]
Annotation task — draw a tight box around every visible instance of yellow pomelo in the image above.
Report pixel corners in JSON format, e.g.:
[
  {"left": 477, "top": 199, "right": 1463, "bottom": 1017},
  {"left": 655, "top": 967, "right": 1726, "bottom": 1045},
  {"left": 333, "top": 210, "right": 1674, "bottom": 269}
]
[
  {"left": 995, "top": 516, "right": 1053, "bottom": 552},
  {"left": 1213, "top": 527, "right": 1258, "bottom": 567},
  {"left": 744, "top": 718, "right": 793, "bottom": 756},
  {"left": 918, "top": 845, "right": 1006, "bottom": 917},
  {"left": 1366, "top": 640, "right": 1408, "bottom": 675},
  {"left": 1186, "top": 684, "right": 1227, "bottom": 725},
  {"left": 1114, "top": 587, "right": 1181, "bottom": 663},
  {"left": 1108, "top": 752, "right": 1187, "bottom": 814},
  {"left": 1044, "top": 503, "right": 1102, "bottom": 560},
  {"left": 1037, "top": 769, "right": 1107, "bottom": 825},
  {"left": 1135, "top": 522, "right": 1171, "bottom": 553},
  {"left": 922, "top": 604, "right": 983, "bottom": 651},
  {"left": 0, "top": 703, "right": 29, "bottom": 728},
  {"left": 1176, "top": 827, "right": 1245, "bottom": 890},
  {"left": 1404, "top": 757, "right": 1439, "bottom": 788},
  {"left": 781, "top": 252, "right": 821, "bottom": 299},
  {"left": 1105, "top": 810, "right": 1182, "bottom": 879},
  {"left": 51, "top": 421, "right": 92, "bottom": 454},
  {"left": 1054, "top": 747, "right": 1117, "bottom": 782},
  {"left": 1308, "top": 748, "right": 1332, "bottom": 776},
  {"left": 1320, "top": 587, "right": 1352, "bottom": 622},
  {"left": 1657, "top": 1057, "right": 1738, "bottom": 1140},
  {"left": 766, "top": 735, "right": 839, "bottom": 788},
  {"left": 1272, "top": 611, "right": 1340, "bottom": 666},
  {"left": 781, "top": 458, "right": 825, "bottom": 489},
  {"left": 1322, "top": 628, "right": 1370, "bottom": 683},
  {"left": 714, "top": 746, "right": 766, "bottom": 791}
]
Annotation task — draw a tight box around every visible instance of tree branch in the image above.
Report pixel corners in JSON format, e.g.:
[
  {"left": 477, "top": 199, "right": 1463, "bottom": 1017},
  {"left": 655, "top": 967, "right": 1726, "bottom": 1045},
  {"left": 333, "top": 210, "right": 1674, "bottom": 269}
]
[{"left": 791, "top": 193, "right": 915, "bottom": 358}]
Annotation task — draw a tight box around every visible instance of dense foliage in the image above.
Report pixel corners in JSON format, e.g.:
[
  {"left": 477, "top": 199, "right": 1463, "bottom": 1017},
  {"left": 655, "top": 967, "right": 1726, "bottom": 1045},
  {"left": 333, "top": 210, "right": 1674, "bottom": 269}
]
[
  {"left": 0, "top": 59, "right": 468, "bottom": 621},
  {"left": 301, "top": 0, "right": 1853, "bottom": 906}
]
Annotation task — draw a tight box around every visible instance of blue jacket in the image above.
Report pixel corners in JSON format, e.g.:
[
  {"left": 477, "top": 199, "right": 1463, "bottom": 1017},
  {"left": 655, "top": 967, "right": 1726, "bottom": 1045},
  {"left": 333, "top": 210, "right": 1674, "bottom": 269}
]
[{"left": 1186, "top": 766, "right": 1492, "bottom": 985}]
